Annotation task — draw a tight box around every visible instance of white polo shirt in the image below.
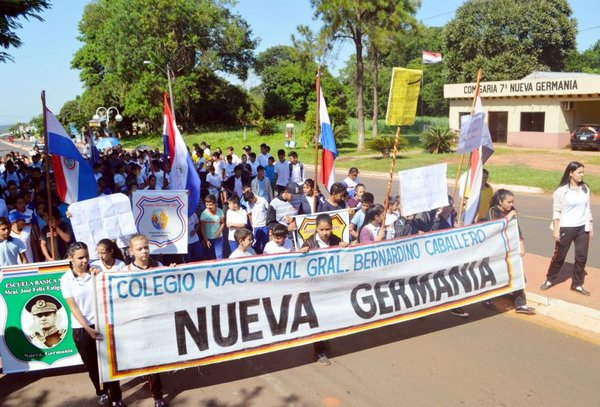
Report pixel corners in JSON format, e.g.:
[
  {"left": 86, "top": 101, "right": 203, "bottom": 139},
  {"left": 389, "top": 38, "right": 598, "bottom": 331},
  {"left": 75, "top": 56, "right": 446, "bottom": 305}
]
[{"left": 60, "top": 271, "right": 94, "bottom": 328}]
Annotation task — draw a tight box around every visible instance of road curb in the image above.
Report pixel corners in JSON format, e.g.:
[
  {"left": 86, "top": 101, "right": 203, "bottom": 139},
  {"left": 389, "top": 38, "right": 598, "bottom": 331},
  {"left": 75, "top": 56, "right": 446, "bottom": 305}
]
[{"left": 526, "top": 291, "right": 600, "bottom": 334}]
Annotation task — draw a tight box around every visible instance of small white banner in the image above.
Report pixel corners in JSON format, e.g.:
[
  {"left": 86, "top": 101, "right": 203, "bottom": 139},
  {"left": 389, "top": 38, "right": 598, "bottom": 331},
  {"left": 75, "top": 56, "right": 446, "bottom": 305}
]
[
  {"left": 399, "top": 163, "right": 448, "bottom": 216},
  {"left": 69, "top": 193, "right": 138, "bottom": 256},
  {"left": 132, "top": 190, "right": 188, "bottom": 254},
  {"left": 97, "top": 219, "right": 524, "bottom": 381}
]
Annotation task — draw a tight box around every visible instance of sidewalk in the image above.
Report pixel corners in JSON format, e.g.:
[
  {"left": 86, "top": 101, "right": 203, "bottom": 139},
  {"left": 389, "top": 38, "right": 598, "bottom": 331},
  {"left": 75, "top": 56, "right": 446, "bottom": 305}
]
[{"left": 522, "top": 253, "right": 600, "bottom": 334}]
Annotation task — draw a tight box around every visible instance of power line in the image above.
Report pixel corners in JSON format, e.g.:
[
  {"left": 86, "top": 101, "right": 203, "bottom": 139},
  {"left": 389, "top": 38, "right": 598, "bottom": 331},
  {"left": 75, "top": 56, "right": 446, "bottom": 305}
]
[
  {"left": 420, "top": 10, "right": 455, "bottom": 22},
  {"left": 580, "top": 25, "right": 600, "bottom": 33}
]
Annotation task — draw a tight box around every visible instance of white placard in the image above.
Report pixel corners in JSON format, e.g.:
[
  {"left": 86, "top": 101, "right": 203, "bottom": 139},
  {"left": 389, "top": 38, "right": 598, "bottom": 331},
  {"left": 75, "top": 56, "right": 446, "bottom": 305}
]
[
  {"left": 69, "top": 194, "right": 138, "bottom": 256},
  {"left": 132, "top": 190, "right": 188, "bottom": 254},
  {"left": 399, "top": 163, "right": 448, "bottom": 216}
]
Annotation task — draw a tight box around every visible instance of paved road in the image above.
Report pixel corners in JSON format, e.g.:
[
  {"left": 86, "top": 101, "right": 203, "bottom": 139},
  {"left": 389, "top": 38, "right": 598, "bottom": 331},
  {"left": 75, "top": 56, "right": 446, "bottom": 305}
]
[{"left": 2, "top": 306, "right": 600, "bottom": 406}]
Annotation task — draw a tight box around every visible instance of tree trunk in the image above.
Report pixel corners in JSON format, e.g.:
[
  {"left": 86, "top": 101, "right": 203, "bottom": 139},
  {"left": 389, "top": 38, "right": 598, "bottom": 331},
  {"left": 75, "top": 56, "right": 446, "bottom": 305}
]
[
  {"left": 355, "top": 32, "right": 365, "bottom": 151},
  {"left": 371, "top": 50, "right": 379, "bottom": 138}
]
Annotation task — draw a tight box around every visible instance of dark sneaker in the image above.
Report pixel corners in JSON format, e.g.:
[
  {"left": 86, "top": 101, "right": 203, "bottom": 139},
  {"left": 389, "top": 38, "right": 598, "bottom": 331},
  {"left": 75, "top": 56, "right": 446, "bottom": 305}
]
[
  {"left": 540, "top": 280, "right": 553, "bottom": 290},
  {"left": 154, "top": 400, "right": 168, "bottom": 407},
  {"left": 482, "top": 300, "right": 497, "bottom": 310},
  {"left": 317, "top": 352, "right": 331, "bottom": 366},
  {"left": 571, "top": 286, "right": 591, "bottom": 296},
  {"left": 450, "top": 307, "right": 469, "bottom": 318},
  {"left": 98, "top": 395, "right": 110, "bottom": 407},
  {"left": 515, "top": 305, "right": 536, "bottom": 315},
  {"left": 112, "top": 401, "right": 126, "bottom": 407}
]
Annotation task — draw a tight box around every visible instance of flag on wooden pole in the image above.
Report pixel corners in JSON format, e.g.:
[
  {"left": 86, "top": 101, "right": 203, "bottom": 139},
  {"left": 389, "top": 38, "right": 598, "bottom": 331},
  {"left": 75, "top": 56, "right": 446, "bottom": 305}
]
[
  {"left": 319, "top": 86, "right": 337, "bottom": 190},
  {"left": 385, "top": 68, "right": 423, "bottom": 126}
]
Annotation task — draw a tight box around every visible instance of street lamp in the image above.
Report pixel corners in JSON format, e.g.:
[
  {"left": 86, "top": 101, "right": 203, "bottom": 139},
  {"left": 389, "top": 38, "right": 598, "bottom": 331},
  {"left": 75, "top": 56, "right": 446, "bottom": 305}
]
[
  {"left": 143, "top": 60, "right": 175, "bottom": 117},
  {"left": 93, "top": 106, "right": 122, "bottom": 136}
]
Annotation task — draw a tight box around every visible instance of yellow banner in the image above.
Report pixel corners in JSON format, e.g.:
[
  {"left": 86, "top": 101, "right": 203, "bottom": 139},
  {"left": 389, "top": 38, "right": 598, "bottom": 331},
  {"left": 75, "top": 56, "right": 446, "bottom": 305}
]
[{"left": 385, "top": 68, "right": 423, "bottom": 126}]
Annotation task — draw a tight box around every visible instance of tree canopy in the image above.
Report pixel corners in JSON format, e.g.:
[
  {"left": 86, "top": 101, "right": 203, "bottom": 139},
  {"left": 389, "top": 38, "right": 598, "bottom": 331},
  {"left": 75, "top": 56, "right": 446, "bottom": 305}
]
[
  {"left": 71, "top": 0, "right": 257, "bottom": 129},
  {"left": 566, "top": 40, "right": 600, "bottom": 74},
  {"left": 444, "top": 0, "right": 577, "bottom": 82},
  {"left": 0, "top": 0, "right": 50, "bottom": 63}
]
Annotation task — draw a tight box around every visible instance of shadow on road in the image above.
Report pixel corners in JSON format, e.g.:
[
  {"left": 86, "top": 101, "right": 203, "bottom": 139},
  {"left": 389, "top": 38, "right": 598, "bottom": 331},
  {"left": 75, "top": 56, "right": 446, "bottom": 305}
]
[{"left": 1, "top": 301, "right": 515, "bottom": 406}]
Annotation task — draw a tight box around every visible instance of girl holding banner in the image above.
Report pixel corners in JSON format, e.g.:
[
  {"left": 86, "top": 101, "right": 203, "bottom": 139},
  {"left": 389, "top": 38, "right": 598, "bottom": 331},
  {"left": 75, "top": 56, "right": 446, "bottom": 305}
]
[
  {"left": 488, "top": 190, "right": 536, "bottom": 315},
  {"left": 124, "top": 234, "right": 171, "bottom": 407},
  {"left": 60, "top": 242, "right": 124, "bottom": 407}
]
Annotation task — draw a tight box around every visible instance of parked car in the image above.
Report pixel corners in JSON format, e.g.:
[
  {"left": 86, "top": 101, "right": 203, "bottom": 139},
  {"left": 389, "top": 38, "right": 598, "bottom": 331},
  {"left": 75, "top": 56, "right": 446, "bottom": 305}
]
[{"left": 570, "top": 124, "right": 600, "bottom": 150}]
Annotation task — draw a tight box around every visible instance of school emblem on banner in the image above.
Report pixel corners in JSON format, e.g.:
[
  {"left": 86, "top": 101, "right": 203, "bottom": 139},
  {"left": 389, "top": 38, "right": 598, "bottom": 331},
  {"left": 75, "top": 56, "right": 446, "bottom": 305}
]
[
  {"left": 294, "top": 209, "right": 350, "bottom": 249},
  {"left": 132, "top": 190, "right": 188, "bottom": 254},
  {"left": 0, "top": 265, "right": 83, "bottom": 374}
]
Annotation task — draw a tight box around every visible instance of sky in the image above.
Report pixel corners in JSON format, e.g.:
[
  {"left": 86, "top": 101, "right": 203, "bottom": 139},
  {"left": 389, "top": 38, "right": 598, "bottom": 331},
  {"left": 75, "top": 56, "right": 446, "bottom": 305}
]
[{"left": 0, "top": 0, "right": 598, "bottom": 125}]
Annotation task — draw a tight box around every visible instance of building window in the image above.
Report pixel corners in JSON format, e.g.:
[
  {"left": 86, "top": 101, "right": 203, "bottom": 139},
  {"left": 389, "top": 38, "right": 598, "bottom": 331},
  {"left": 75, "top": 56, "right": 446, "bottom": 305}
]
[{"left": 520, "top": 112, "right": 545, "bottom": 132}]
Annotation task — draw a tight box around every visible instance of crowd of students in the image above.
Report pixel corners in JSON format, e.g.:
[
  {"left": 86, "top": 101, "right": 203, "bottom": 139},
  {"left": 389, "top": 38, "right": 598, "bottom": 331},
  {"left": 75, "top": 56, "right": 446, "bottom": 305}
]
[{"left": 4, "top": 144, "right": 591, "bottom": 406}]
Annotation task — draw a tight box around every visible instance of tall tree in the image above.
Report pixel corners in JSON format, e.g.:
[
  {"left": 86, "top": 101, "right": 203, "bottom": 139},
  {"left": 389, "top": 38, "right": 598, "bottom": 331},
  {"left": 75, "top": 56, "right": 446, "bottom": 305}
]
[
  {"left": 72, "top": 0, "right": 256, "bottom": 128},
  {"left": 444, "top": 0, "right": 576, "bottom": 82},
  {"left": 0, "top": 0, "right": 50, "bottom": 62},
  {"left": 311, "top": 0, "right": 419, "bottom": 150},
  {"left": 256, "top": 26, "right": 343, "bottom": 121}
]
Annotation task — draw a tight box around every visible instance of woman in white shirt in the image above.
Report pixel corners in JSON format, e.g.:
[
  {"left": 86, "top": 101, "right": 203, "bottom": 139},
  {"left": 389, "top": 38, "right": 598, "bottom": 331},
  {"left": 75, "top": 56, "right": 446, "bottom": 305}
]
[{"left": 541, "top": 161, "right": 593, "bottom": 295}]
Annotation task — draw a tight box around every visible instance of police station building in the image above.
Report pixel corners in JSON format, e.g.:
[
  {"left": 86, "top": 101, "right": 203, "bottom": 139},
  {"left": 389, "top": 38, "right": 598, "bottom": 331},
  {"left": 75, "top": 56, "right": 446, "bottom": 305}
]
[{"left": 444, "top": 72, "right": 600, "bottom": 149}]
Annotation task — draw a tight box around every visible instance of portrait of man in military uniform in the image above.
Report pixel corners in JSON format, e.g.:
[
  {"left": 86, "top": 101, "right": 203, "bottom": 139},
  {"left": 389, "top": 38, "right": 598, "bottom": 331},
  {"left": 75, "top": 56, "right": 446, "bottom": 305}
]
[{"left": 23, "top": 295, "right": 67, "bottom": 349}]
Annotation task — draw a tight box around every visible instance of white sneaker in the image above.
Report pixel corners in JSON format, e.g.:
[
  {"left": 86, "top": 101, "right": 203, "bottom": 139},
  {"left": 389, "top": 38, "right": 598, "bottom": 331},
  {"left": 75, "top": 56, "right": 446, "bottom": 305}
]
[{"left": 450, "top": 307, "right": 469, "bottom": 318}]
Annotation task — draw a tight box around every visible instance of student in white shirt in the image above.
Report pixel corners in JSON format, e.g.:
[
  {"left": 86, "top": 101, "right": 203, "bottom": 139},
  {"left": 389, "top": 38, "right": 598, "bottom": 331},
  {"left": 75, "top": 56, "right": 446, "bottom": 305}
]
[
  {"left": 90, "top": 239, "right": 125, "bottom": 272},
  {"left": 273, "top": 149, "right": 290, "bottom": 196},
  {"left": 226, "top": 194, "right": 248, "bottom": 253},
  {"left": 244, "top": 190, "right": 269, "bottom": 254},
  {"left": 61, "top": 242, "right": 123, "bottom": 406},
  {"left": 206, "top": 164, "right": 223, "bottom": 201},
  {"left": 288, "top": 151, "right": 305, "bottom": 184},
  {"left": 263, "top": 223, "right": 294, "bottom": 254},
  {"left": 229, "top": 228, "right": 256, "bottom": 258}
]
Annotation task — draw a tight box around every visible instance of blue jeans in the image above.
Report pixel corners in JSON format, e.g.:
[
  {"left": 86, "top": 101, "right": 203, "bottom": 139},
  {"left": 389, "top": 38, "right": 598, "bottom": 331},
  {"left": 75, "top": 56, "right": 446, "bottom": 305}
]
[
  {"left": 252, "top": 226, "right": 269, "bottom": 254},
  {"left": 229, "top": 240, "right": 238, "bottom": 254},
  {"left": 207, "top": 237, "right": 224, "bottom": 260}
]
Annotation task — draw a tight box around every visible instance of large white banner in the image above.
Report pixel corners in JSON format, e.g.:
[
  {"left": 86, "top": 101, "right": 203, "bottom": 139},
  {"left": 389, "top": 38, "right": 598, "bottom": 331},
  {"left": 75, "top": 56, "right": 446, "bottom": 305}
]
[
  {"left": 132, "top": 190, "right": 188, "bottom": 254},
  {"left": 97, "top": 219, "right": 524, "bottom": 382},
  {"left": 399, "top": 163, "right": 448, "bottom": 216}
]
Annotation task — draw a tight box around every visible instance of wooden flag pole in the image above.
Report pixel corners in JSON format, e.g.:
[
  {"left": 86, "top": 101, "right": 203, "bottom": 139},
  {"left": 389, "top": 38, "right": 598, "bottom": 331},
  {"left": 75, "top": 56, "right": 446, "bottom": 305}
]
[
  {"left": 41, "top": 91, "right": 56, "bottom": 260},
  {"left": 313, "top": 67, "right": 321, "bottom": 211},
  {"left": 380, "top": 123, "right": 403, "bottom": 243},
  {"left": 454, "top": 69, "right": 483, "bottom": 225},
  {"left": 383, "top": 125, "right": 401, "bottom": 210}
]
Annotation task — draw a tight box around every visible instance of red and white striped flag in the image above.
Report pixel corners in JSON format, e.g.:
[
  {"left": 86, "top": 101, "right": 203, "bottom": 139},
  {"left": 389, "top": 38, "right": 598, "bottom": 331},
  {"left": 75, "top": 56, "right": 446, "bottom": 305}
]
[{"left": 422, "top": 50, "right": 442, "bottom": 64}]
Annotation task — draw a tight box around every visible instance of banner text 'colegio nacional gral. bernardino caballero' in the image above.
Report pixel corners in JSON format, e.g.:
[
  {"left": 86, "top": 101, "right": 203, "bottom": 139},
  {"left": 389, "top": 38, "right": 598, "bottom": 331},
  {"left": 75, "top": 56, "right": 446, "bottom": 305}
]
[{"left": 97, "top": 219, "right": 524, "bottom": 381}]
